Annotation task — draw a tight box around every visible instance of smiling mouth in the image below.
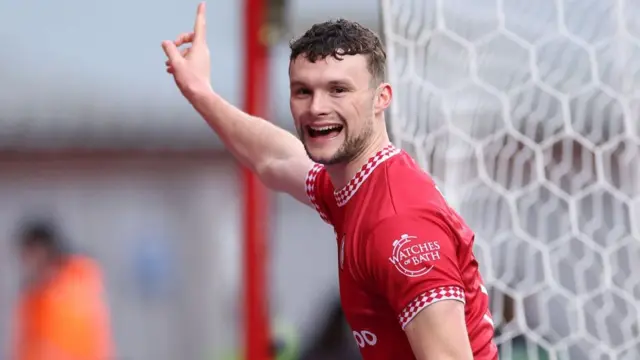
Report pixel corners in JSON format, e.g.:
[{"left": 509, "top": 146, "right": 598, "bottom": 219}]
[{"left": 306, "top": 124, "right": 344, "bottom": 139}]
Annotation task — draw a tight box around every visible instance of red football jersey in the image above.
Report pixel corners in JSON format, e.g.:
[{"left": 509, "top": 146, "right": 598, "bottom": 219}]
[{"left": 305, "top": 144, "right": 498, "bottom": 360}]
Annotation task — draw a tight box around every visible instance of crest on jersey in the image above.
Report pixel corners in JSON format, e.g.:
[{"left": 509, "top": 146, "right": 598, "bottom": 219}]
[
  {"left": 388, "top": 234, "right": 441, "bottom": 277},
  {"left": 339, "top": 234, "right": 346, "bottom": 270}
]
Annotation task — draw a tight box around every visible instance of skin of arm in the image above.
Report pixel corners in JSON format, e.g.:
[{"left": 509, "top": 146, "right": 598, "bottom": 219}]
[
  {"left": 404, "top": 300, "right": 474, "bottom": 360},
  {"left": 188, "top": 89, "right": 314, "bottom": 205}
]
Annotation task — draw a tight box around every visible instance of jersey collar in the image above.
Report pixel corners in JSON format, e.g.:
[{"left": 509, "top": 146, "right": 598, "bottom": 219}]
[{"left": 334, "top": 144, "right": 401, "bottom": 207}]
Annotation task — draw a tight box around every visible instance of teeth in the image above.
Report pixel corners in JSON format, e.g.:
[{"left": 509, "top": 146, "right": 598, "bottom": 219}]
[{"left": 310, "top": 125, "right": 341, "bottom": 131}]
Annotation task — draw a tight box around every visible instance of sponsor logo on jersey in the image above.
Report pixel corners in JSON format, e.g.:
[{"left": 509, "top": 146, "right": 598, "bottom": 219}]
[
  {"left": 353, "top": 330, "right": 377, "bottom": 348},
  {"left": 388, "top": 234, "right": 441, "bottom": 277}
]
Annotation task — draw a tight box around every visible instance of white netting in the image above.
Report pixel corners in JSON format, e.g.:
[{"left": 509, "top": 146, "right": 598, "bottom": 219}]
[{"left": 381, "top": 0, "right": 640, "bottom": 359}]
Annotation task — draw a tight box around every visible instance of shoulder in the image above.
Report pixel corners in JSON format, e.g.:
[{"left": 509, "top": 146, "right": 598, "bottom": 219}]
[
  {"left": 364, "top": 210, "right": 455, "bottom": 247},
  {"left": 371, "top": 151, "right": 449, "bottom": 214},
  {"left": 58, "top": 255, "right": 105, "bottom": 296},
  {"left": 358, "top": 211, "right": 466, "bottom": 299},
  {"left": 351, "top": 150, "right": 456, "bottom": 243},
  {"left": 64, "top": 255, "right": 102, "bottom": 276}
]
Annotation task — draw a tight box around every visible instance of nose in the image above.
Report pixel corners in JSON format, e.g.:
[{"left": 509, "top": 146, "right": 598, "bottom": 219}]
[{"left": 309, "top": 93, "right": 330, "bottom": 118}]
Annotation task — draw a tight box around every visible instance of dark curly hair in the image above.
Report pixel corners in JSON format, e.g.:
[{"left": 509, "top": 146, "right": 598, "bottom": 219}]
[
  {"left": 289, "top": 19, "right": 387, "bottom": 84},
  {"left": 17, "top": 219, "right": 68, "bottom": 259}
]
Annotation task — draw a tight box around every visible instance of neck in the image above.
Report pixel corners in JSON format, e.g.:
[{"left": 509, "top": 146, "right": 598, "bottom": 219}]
[{"left": 325, "top": 131, "right": 391, "bottom": 189}]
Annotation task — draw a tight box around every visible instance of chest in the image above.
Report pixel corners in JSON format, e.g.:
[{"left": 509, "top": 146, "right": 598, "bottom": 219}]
[
  {"left": 334, "top": 231, "right": 412, "bottom": 356},
  {"left": 334, "top": 227, "right": 392, "bottom": 324}
]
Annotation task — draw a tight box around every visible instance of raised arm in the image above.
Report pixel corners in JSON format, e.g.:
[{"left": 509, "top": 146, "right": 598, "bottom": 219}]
[
  {"left": 161, "top": 2, "right": 314, "bottom": 205},
  {"left": 186, "top": 85, "right": 313, "bottom": 205}
]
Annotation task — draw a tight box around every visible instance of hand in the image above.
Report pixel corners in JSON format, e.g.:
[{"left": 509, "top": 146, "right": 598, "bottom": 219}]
[{"left": 162, "top": 2, "right": 212, "bottom": 98}]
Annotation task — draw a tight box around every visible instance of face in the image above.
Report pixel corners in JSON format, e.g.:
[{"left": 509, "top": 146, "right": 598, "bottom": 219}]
[
  {"left": 19, "top": 245, "right": 48, "bottom": 286},
  {"left": 289, "top": 54, "right": 392, "bottom": 165}
]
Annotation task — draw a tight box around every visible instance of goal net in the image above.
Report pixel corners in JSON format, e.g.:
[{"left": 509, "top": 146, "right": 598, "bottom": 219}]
[{"left": 381, "top": 0, "right": 640, "bottom": 359}]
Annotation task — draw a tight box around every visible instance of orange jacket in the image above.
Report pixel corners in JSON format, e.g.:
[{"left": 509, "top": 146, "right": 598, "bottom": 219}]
[{"left": 13, "top": 255, "right": 113, "bottom": 360}]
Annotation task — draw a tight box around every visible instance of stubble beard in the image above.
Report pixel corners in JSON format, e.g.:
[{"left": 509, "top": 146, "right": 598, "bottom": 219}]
[{"left": 302, "top": 120, "right": 374, "bottom": 166}]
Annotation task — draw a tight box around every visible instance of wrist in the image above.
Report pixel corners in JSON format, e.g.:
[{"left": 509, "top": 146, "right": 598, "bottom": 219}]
[
  {"left": 184, "top": 81, "right": 215, "bottom": 102},
  {"left": 187, "top": 84, "right": 225, "bottom": 116}
]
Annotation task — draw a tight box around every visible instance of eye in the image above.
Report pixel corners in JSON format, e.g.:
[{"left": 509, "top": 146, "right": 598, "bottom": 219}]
[
  {"left": 332, "top": 87, "right": 348, "bottom": 94},
  {"left": 295, "top": 88, "right": 311, "bottom": 96}
]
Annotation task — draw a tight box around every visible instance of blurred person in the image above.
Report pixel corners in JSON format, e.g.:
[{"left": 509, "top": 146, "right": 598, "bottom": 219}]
[
  {"left": 221, "top": 320, "right": 299, "bottom": 360},
  {"left": 11, "top": 220, "right": 113, "bottom": 360},
  {"left": 162, "top": 4, "right": 497, "bottom": 360},
  {"left": 298, "top": 297, "right": 361, "bottom": 360}
]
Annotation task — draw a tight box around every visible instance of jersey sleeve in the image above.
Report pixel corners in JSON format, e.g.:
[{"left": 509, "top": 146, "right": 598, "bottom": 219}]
[
  {"left": 305, "top": 163, "right": 333, "bottom": 225},
  {"left": 365, "top": 212, "right": 465, "bottom": 329}
]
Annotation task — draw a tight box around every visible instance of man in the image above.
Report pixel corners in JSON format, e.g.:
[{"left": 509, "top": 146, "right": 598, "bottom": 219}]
[
  {"left": 12, "top": 220, "right": 112, "bottom": 360},
  {"left": 162, "top": 4, "right": 497, "bottom": 359}
]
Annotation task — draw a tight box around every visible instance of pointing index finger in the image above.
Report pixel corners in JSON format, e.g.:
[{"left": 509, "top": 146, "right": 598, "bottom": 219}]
[{"left": 193, "top": 2, "right": 207, "bottom": 44}]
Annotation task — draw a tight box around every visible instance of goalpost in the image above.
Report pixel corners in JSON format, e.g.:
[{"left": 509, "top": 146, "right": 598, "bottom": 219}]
[
  {"left": 243, "top": 0, "right": 271, "bottom": 358},
  {"left": 381, "top": 1, "right": 640, "bottom": 359}
]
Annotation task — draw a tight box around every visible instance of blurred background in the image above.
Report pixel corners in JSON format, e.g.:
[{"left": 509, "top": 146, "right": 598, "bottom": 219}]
[{"left": 0, "top": 0, "right": 639, "bottom": 359}]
